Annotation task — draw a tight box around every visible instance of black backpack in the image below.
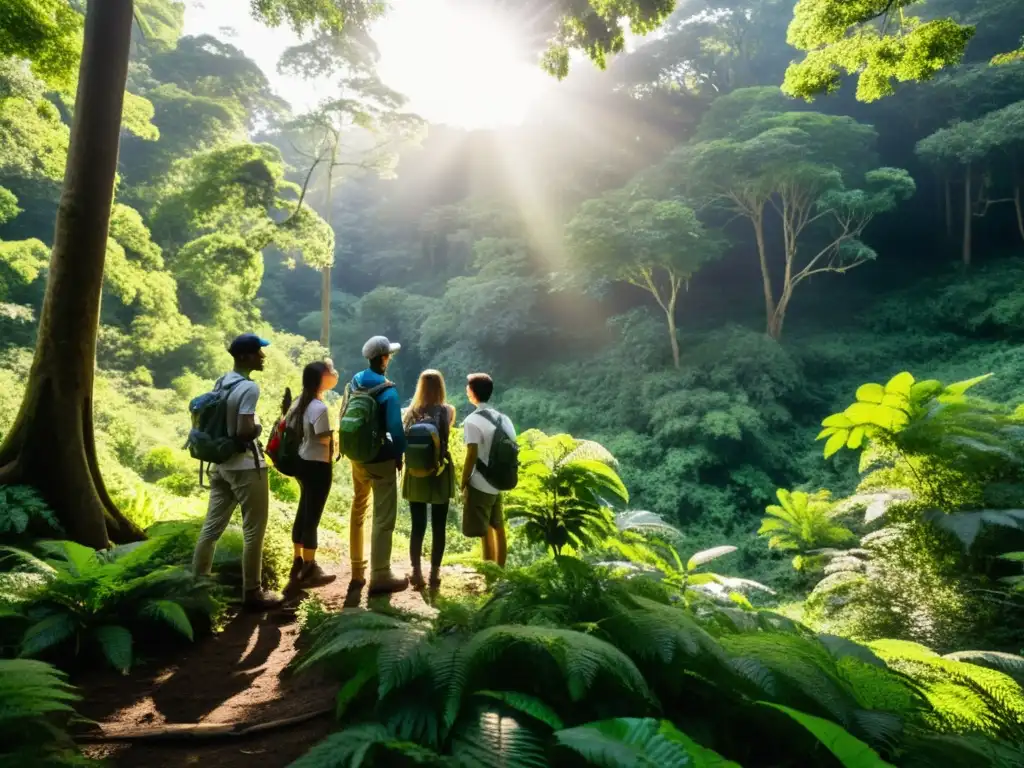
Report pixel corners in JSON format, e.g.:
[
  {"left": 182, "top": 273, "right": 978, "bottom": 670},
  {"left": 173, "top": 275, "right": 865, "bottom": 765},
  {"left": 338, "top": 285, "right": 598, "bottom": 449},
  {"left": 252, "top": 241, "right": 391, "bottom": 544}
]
[{"left": 474, "top": 409, "right": 519, "bottom": 491}]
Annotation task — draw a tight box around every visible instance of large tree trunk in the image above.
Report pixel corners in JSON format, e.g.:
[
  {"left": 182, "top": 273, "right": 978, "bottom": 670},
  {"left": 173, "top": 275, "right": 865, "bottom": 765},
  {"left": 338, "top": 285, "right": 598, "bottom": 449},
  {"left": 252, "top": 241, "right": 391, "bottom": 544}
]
[
  {"left": 751, "top": 209, "right": 776, "bottom": 335},
  {"left": 962, "top": 169, "right": 972, "bottom": 267},
  {"left": 0, "top": 0, "right": 143, "bottom": 548}
]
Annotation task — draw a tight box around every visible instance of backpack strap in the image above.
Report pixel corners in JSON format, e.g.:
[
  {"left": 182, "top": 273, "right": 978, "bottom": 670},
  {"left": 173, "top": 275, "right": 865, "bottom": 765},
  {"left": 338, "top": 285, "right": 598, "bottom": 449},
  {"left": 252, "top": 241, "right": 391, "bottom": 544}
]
[
  {"left": 476, "top": 408, "right": 502, "bottom": 429},
  {"left": 366, "top": 381, "right": 395, "bottom": 398}
]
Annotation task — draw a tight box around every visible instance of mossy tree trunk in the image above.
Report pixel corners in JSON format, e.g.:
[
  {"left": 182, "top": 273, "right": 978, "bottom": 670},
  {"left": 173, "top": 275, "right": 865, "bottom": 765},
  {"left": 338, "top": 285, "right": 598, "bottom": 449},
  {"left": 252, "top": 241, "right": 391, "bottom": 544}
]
[{"left": 0, "top": 0, "right": 143, "bottom": 548}]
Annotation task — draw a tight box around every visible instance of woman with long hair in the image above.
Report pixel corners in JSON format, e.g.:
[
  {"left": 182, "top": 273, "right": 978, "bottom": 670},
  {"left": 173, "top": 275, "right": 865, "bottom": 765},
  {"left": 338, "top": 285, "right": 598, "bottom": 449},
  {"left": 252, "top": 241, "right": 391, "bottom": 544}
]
[
  {"left": 402, "top": 369, "right": 456, "bottom": 591},
  {"left": 283, "top": 359, "right": 339, "bottom": 590}
]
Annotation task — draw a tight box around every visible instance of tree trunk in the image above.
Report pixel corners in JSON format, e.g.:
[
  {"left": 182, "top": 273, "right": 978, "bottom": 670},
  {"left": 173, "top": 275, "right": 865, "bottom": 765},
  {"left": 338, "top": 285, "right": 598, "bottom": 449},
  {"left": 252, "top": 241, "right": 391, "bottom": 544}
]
[
  {"left": 319, "top": 140, "right": 338, "bottom": 351},
  {"left": 752, "top": 209, "right": 775, "bottom": 335},
  {"left": 769, "top": 290, "right": 790, "bottom": 341},
  {"left": 963, "top": 169, "right": 972, "bottom": 267},
  {"left": 665, "top": 303, "right": 680, "bottom": 369},
  {"left": 0, "top": 0, "right": 143, "bottom": 548}
]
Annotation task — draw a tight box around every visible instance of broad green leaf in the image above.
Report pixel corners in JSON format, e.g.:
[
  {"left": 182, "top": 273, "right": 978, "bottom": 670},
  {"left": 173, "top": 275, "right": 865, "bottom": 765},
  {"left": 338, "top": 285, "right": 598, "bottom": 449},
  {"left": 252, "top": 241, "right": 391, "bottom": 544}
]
[
  {"left": 846, "top": 426, "right": 866, "bottom": 450},
  {"left": 883, "top": 372, "right": 914, "bottom": 398},
  {"left": 658, "top": 720, "right": 741, "bottom": 767},
  {"left": 94, "top": 625, "right": 133, "bottom": 675},
  {"left": 943, "top": 373, "right": 992, "bottom": 398},
  {"left": 855, "top": 383, "right": 884, "bottom": 404},
  {"left": 822, "top": 413, "right": 854, "bottom": 428},
  {"left": 879, "top": 393, "right": 909, "bottom": 411},
  {"left": 20, "top": 613, "right": 77, "bottom": 658},
  {"left": 998, "top": 552, "right": 1024, "bottom": 562},
  {"left": 143, "top": 600, "right": 193, "bottom": 640},
  {"left": 336, "top": 666, "right": 376, "bottom": 719},
  {"left": 760, "top": 703, "right": 896, "bottom": 767},
  {"left": 824, "top": 431, "right": 847, "bottom": 458},
  {"left": 817, "top": 427, "right": 838, "bottom": 440}
]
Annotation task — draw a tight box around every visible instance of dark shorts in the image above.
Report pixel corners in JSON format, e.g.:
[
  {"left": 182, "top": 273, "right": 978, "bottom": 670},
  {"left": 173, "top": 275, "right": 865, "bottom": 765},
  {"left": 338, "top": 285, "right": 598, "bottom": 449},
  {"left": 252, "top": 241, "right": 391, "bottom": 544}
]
[{"left": 462, "top": 485, "right": 503, "bottom": 538}]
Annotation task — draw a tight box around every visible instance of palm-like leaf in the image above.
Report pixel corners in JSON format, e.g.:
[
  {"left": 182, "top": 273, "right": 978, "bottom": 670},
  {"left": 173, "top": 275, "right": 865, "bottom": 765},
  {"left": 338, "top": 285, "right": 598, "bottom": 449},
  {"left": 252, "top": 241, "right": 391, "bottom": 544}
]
[
  {"left": 449, "top": 707, "right": 548, "bottom": 768},
  {"left": 287, "top": 724, "right": 444, "bottom": 767}
]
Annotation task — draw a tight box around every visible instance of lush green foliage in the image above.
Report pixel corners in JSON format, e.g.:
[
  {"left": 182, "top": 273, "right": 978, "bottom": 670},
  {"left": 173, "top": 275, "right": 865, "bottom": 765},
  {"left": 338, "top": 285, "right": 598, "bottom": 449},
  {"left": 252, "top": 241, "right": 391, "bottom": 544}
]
[
  {"left": 292, "top": 557, "right": 1024, "bottom": 766},
  {"left": 0, "top": 659, "right": 89, "bottom": 767}
]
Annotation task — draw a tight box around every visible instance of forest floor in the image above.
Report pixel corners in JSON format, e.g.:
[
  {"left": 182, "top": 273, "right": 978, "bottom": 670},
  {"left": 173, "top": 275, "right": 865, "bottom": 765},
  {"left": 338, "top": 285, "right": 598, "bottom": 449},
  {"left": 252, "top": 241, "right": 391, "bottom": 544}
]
[{"left": 75, "top": 556, "right": 481, "bottom": 768}]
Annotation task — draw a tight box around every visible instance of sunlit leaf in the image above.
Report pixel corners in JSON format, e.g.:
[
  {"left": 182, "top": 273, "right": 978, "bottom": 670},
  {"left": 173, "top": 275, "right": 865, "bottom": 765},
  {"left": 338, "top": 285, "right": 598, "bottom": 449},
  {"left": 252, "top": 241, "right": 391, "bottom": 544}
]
[{"left": 855, "top": 383, "right": 884, "bottom": 404}]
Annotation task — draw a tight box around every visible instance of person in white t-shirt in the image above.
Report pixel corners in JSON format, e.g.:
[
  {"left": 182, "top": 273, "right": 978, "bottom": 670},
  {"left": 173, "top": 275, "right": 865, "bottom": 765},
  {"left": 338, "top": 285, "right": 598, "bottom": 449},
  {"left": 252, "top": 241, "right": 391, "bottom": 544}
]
[
  {"left": 461, "top": 372, "right": 515, "bottom": 567},
  {"left": 283, "top": 360, "right": 340, "bottom": 591},
  {"left": 192, "top": 333, "right": 282, "bottom": 612}
]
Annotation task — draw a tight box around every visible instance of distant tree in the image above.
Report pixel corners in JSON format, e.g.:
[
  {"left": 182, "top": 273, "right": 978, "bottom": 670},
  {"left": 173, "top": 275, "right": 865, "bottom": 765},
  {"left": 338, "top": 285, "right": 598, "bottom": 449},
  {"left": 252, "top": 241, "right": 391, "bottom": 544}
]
[
  {"left": 664, "top": 88, "right": 915, "bottom": 339},
  {"left": 916, "top": 101, "right": 1024, "bottom": 266},
  {"left": 782, "top": 0, "right": 975, "bottom": 102},
  {"left": 566, "top": 191, "right": 719, "bottom": 367},
  {"left": 0, "top": 0, "right": 82, "bottom": 90},
  {"left": 276, "top": 71, "right": 422, "bottom": 350}
]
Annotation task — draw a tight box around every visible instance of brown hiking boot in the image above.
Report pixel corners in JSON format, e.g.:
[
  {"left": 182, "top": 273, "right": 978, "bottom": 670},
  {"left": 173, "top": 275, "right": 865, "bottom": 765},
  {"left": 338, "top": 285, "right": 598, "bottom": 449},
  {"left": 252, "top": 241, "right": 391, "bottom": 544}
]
[
  {"left": 299, "top": 561, "right": 337, "bottom": 588},
  {"left": 428, "top": 570, "right": 441, "bottom": 592},
  {"left": 368, "top": 572, "right": 409, "bottom": 596},
  {"left": 283, "top": 556, "right": 304, "bottom": 593},
  {"left": 243, "top": 588, "right": 284, "bottom": 612}
]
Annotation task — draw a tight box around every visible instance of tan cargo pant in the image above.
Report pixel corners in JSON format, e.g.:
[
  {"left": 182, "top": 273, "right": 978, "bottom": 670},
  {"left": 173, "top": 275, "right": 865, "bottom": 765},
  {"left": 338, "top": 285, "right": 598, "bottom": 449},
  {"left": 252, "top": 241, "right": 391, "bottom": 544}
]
[
  {"left": 192, "top": 467, "right": 268, "bottom": 593},
  {"left": 350, "top": 459, "right": 398, "bottom": 578}
]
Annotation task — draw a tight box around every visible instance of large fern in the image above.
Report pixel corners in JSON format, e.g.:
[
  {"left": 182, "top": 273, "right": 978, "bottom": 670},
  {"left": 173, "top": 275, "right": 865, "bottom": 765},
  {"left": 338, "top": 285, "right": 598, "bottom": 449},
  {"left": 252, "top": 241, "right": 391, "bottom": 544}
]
[
  {"left": 5, "top": 534, "right": 223, "bottom": 673},
  {"left": 0, "top": 659, "right": 92, "bottom": 766}
]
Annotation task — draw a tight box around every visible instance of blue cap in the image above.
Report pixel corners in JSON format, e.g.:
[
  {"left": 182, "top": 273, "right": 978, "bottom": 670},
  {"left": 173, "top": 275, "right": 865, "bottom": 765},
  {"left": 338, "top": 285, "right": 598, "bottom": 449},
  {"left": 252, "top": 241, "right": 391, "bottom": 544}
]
[{"left": 228, "top": 333, "right": 270, "bottom": 357}]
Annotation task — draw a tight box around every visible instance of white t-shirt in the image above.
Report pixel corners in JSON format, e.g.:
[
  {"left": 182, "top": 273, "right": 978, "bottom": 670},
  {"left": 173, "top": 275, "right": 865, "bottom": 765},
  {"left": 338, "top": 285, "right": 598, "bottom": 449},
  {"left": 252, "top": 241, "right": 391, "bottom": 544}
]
[
  {"left": 298, "top": 399, "right": 333, "bottom": 463},
  {"left": 463, "top": 406, "right": 516, "bottom": 495},
  {"left": 215, "top": 372, "right": 267, "bottom": 471}
]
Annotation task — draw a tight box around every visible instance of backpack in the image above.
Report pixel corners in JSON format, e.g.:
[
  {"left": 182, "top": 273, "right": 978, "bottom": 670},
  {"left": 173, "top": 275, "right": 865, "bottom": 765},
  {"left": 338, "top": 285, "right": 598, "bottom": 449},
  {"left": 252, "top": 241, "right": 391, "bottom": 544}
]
[
  {"left": 338, "top": 380, "right": 394, "bottom": 464},
  {"left": 474, "top": 409, "right": 519, "bottom": 491},
  {"left": 266, "top": 411, "right": 302, "bottom": 477},
  {"left": 405, "top": 405, "right": 450, "bottom": 478},
  {"left": 185, "top": 376, "right": 255, "bottom": 485}
]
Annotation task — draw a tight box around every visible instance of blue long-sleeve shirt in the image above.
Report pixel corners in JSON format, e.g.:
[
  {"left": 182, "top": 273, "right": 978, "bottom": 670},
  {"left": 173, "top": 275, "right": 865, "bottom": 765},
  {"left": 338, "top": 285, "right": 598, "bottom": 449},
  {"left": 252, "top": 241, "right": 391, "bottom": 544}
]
[{"left": 352, "top": 368, "right": 406, "bottom": 461}]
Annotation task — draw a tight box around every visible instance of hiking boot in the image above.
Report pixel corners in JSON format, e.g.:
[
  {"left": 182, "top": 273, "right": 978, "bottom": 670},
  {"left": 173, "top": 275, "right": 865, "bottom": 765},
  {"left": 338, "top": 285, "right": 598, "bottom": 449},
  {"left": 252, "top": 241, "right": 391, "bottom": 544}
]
[
  {"left": 349, "top": 566, "right": 366, "bottom": 590},
  {"left": 299, "top": 561, "right": 337, "bottom": 588},
  {"left": 410, "top": 567, "right": 426, "bottom": 591},
  {"left": 243, "top": 588, "right": 284, "bottom": 612},
  {"left": 368, "top": 572, "right": 409, "bottom": 596},
  {"left": 284, "top": 556, "right": 304, "bottom": 592},
  {"left": 428, "top": 571, "right": 441, "bottom": 592}
]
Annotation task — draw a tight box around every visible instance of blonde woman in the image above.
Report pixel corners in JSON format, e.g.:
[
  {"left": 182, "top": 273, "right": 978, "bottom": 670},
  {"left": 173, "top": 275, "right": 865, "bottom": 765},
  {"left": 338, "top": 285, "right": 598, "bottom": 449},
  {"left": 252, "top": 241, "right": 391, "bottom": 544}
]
[{"left": 402, "top": 369, "right": 456, "bottom": 590}]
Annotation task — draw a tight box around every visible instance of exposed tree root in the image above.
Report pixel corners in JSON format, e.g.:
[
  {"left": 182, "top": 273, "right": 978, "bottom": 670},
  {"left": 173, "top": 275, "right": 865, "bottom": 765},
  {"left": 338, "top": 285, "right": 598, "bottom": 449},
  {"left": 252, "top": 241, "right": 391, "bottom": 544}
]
[{"left": 76, "top": 707, "right": 333, "bottom": 743}]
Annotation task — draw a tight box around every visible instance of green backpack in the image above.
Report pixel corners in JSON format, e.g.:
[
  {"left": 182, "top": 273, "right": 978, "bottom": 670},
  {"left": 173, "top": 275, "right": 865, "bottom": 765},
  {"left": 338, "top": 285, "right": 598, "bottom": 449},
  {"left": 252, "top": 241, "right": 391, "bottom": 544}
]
[
  {"left": 338, "top": 380, "right": 394, "bottom": 464},
  {"left": 185, "top": 376, "right": 249, "bottom": 484},
  {"left": 474, "top": 409, "right": 519, "bottom": 491}
]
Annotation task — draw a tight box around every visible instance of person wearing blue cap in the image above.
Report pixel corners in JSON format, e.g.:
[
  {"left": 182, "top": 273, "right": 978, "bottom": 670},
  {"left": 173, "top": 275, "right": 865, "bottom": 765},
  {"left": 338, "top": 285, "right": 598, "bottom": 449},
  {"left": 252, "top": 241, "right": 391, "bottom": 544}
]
[{"left": 192, "top": 333, "right": 283, "bottom": 611}]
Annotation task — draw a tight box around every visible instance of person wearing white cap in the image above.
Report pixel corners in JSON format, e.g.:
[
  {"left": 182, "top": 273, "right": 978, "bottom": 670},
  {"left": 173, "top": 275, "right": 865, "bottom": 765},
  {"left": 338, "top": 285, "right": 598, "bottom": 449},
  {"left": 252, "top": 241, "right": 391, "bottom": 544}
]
[{"left": 344, "top": 335, "right": 409, "bottom": 595}]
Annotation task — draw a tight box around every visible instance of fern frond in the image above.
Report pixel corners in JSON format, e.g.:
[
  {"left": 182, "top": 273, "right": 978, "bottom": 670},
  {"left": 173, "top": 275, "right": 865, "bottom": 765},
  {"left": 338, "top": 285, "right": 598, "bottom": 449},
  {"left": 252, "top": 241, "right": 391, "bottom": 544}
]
[
  {"left": 449, "top": 708, "right": 548, "bottom": 768},
  {"left": 475, "top": 690, "right": 565, "bottom": 730},
  {"left": 287, "top": 723, "right": 443, "bottom": 767},
  {"left": 19, "top": 612, "right": 77, "bottom": 658},
  {"left": 464, "top": 625, "right": 653, "bottom": 704}
]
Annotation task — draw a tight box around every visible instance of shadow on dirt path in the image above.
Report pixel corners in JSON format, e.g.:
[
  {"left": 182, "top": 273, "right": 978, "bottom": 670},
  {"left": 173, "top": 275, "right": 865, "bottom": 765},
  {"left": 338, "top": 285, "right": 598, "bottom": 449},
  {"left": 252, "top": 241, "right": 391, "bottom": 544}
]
[{"left": 76, "top": 557, "right": 445, "bottom": 768}]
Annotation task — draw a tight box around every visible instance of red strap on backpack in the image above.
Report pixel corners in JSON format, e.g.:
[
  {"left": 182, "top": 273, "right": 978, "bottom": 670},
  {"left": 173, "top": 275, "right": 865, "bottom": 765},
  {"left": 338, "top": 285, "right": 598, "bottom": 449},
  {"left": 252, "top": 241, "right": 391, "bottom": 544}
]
[{"left": 266, "top": 417, "right": 286, "bottom": 464}]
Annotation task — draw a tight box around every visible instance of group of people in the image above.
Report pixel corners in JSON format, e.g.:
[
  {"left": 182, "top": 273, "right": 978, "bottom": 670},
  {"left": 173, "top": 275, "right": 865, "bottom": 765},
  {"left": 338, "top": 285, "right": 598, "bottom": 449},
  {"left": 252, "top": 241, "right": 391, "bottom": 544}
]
[{"left": 190, "top": 332, "right": 516, "bottom": 611}]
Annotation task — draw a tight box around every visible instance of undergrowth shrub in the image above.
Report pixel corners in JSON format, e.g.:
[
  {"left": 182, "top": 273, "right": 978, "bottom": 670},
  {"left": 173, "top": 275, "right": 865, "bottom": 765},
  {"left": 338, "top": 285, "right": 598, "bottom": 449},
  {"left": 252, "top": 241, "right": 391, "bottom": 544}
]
[
  {"left": 2, "top": 537, "right": 223, "bottom": 673},
  {"left": 0, "top": 659, "right": 92, "bottom": 766},
  {"left": 291, "top": 557, "right": 1024, "bottom": 767}
]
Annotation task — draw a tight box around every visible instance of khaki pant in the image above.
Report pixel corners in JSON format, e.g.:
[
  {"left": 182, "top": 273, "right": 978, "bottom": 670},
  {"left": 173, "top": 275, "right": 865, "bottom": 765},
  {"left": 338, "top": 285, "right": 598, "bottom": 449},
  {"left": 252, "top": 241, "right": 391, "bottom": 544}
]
[
  {"left": 350, "top": 459, "right": 398, "bottom": 578},
  {"left": 192, "top": 467, "right": 269, "bottom": 593}
]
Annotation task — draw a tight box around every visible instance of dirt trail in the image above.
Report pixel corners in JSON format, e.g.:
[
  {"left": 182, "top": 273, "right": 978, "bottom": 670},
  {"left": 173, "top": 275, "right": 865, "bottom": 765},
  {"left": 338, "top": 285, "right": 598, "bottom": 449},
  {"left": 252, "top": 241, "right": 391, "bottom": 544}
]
[{"left": 76, "top": 558, "right": 444, "bottom": 768}]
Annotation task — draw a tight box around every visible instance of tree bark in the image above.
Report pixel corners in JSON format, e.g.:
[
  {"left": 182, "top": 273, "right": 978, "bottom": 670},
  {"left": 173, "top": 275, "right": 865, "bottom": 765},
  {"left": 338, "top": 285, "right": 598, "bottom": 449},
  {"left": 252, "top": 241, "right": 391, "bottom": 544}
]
[
  {"left": 963, "top": 169, "right": 972, "bottom": 267},
  {"left": 319, "top": 139, "right": 338, "bottom": 351},
  {"left": 0, "top": 0, "right": 143, "bottom": 548},
  {"left": 751, "top": 208, "right": 776, "bottom": 336},
  {"left": 665, "top": 287, "right": 680, "bottom": 369}
]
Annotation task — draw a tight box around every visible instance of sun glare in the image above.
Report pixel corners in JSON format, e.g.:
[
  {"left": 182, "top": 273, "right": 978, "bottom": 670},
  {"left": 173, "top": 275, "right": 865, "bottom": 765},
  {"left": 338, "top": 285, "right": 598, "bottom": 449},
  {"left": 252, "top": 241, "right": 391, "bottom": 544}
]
[{"left": 373, "top": 0, "right": 549, "bottom": 129}]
